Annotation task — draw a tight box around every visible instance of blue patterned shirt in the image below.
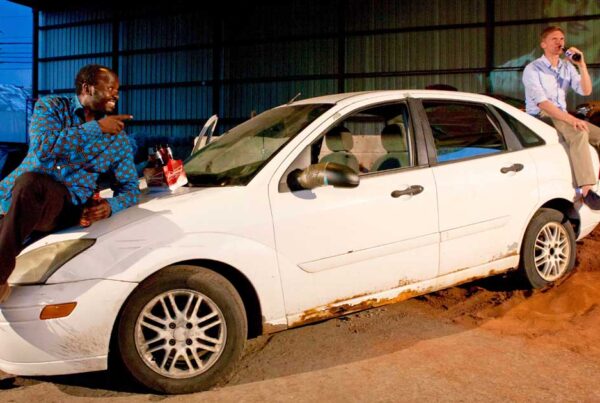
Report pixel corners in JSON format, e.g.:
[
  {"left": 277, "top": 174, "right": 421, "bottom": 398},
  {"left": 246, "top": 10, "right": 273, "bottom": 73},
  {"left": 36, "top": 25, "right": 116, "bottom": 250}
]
[
  {"left": 0, "top": 94, "right": 139, "bottom": 215},
  {"left": 522, "top": 55, "right": 584, "bottom": 116}
]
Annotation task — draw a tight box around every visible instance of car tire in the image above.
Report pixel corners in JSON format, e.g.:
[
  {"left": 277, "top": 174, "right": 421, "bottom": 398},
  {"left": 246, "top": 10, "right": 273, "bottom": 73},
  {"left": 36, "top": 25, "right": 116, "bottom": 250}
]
[
  {"left": 520, "top": 208, "right": 576, "bottom": 289},
  {"left": 115, "top": 265, "right": 247, "bottom": 394}
]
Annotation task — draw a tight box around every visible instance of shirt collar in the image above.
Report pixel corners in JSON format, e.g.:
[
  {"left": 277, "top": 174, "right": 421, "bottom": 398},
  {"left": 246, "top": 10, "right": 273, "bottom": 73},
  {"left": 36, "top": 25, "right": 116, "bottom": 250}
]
[
  {"left": 71, "top": 94, "right": 84, "bottom": 117},
  {"left": 71, "top": 94, "right": 107, "bottom": 122},
  {"left": 540, "top": 54, "right": 564, "bottom": 70}
]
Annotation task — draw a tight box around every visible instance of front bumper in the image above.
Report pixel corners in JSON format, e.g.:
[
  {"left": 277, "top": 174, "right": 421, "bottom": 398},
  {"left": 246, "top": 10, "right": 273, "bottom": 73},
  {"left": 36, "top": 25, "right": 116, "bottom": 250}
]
[{"left": 0, "top": 279, "right": 137, "bottom": 376}]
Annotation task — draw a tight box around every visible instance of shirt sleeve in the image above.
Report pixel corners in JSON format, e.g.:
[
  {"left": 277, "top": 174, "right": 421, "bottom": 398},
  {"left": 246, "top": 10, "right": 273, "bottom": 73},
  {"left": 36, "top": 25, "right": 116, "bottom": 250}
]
[
  {"left": 106, "top": 135, "right": 140, "bottom": 215},
  {"left": 522, "top": 64, "right": 549, "bottom": 106},
  {"left": 29, "top": 97, "right": 104, "bottom": 162},
  {"left": 567, "top": 63, "right": 584, "bottom": 95}
]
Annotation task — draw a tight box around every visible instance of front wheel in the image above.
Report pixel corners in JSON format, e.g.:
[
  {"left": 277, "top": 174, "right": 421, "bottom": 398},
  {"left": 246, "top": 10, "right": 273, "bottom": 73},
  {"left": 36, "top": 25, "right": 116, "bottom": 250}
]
[
  {"left": 520, "top": 208, "right": 576, "bottom": 289},
  {"left": 115, "top": 265, "right": 247, "bottom": 394}
]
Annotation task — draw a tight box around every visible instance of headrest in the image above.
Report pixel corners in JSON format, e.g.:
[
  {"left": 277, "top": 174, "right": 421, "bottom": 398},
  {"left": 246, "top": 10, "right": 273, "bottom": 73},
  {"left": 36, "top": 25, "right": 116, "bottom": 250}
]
[
  {"left": 326, "top": 126, "right": 353, "bottom": 152},
  {"left": 380, "top": 124, "right": 407, "bottom": 152}
]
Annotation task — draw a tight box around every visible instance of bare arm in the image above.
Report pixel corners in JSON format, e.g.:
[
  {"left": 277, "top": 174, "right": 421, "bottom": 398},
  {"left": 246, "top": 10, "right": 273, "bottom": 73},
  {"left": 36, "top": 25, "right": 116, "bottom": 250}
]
[
  {"left": 567, "top": 47, "right": 592, "bottom": 95},
  {"left": 538, "top": 100, "right": 589, "bottom": 132},
  {"left": 578, "top": 64, "right": 592, "bottom": 96}
]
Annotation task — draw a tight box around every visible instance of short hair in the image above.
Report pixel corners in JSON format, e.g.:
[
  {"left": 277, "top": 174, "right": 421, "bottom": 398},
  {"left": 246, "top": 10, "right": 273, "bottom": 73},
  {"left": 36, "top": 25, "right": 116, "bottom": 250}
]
[
  {"left": 75, "top": 64, "right": 116, "bottom": 95},
  {"left": 540, "top": 26, "right": 565, "bottom": 41}
]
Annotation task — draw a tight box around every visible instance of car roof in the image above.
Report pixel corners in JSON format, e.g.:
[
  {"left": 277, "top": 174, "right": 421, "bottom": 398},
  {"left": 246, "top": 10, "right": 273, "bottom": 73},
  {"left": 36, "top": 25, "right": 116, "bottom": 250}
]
[
  {"left": 291, "top": 90, "right": 504, "bottom": 107},
  {"left": 291, "top": 90, "right": 559, "bottom": 145}
]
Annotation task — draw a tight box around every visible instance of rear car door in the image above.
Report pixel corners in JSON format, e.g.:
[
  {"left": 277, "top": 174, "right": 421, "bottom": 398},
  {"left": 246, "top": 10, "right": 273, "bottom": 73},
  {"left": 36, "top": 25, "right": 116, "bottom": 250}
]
[{"left": 417, "top": 99, "right": 539, "bottom": 277}]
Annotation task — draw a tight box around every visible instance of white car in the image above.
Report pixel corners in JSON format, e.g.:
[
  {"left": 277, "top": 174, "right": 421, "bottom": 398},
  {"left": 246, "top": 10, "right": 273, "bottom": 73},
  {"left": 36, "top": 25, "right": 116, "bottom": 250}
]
[{"left": 1, "top": 90, "right": 598, "bottom": 394}]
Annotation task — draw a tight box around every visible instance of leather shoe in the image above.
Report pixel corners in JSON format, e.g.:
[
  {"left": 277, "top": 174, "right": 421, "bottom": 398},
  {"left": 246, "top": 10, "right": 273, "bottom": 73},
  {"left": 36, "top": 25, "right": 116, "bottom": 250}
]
[{"left": 584, "top": 190, "right": 600, "bottom": 210}]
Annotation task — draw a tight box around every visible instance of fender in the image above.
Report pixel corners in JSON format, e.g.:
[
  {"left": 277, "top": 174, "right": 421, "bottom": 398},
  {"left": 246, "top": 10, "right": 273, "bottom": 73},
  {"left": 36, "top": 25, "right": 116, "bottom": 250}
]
[
  {"left": 525, "top": 143, "right": 600, "bottom": 240},
  {"left": 49, "top": 232, "right": 287, "bottom": 326}
]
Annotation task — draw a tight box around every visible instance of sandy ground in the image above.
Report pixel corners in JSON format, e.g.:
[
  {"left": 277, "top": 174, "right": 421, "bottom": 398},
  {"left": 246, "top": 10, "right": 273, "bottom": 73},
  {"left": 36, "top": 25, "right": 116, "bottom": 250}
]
[{"left": 3, "top": 229, "right": 600, "bottom": 402}]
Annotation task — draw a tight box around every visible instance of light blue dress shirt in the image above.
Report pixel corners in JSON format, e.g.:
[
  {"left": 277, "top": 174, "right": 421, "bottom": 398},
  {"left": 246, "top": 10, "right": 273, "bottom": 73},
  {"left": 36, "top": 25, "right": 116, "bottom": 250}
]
[{"left": 522, "top": 55, "right": 584, "bottom": 116}]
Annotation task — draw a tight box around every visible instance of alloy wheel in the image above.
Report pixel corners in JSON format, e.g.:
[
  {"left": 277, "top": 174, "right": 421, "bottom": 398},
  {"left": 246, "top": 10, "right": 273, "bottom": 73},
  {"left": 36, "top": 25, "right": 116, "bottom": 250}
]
[
  {"left": 534, "top": 222, "right": 571, "bottom": 282},
  {"left": 134, "top": 289, "right": 227, "bottom": 379}
]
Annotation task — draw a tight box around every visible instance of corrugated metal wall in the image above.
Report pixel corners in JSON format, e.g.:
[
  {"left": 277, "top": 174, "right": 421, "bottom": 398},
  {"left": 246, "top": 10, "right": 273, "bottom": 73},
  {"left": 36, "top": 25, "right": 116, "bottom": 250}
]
[
  {"left": 492, "top": 0, "right": 600, "bottom": 107},
  {"left": 345, "top": 28, "right": 486, "bottom": 73},
  {"left": 219, "top": 0, "right": 338, "bottom": 131},
  {"left": 36, "top": 0, "right": 600, "bottom": 158},
  {"left": 345, "top": 0, "right": 485, "bottom": 29}
]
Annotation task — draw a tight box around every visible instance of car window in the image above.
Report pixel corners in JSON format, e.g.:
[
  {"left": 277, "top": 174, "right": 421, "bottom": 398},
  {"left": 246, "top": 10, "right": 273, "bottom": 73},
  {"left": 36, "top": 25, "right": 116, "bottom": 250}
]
[
  {"left": 311, "top": 103, "right": 413, "bottom": 175},
  {"left": 185, "top": 104, "right": 331, "bottom": 186},
  {"left": 423, "top": 101, "right": 507, "bottom": 163},
  {"left": 495, "top": 108, "right": 545, "bottom": 148}
]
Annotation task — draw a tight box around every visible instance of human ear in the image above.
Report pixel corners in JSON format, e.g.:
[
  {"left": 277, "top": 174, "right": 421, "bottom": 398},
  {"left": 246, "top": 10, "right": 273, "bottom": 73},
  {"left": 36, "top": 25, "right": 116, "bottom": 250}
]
[{"left": 82, "top": 83, "right": 94, "bottom": 96}]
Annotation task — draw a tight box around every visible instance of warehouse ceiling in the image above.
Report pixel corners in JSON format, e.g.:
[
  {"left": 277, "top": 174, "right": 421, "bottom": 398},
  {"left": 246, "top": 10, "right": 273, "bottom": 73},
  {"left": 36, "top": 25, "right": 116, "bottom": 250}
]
[
  {"left": 10, "top": 1, "right": 185, "bottom": 10},
  {"left": 10, "top": 1, "right": 86, "bottom": 10},
  {"left": 9, "top": 0, "right": 256, "bottom": 12}
]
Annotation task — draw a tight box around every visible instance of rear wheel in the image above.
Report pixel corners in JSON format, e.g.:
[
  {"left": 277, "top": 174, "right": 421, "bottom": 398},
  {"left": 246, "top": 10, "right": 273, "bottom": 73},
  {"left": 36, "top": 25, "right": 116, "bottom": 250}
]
[
  {"left": 116, "top": 265, "right": 247, "bottom": 394},
  {"left": 520, "top": 208, "right": 576, "bottom": 288}
]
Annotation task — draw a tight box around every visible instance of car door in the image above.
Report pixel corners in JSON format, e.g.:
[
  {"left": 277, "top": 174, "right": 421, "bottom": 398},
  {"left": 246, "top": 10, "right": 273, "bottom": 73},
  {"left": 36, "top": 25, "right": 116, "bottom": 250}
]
[
  {"left": 417, "top": 99, "right": 539, "bottom": 277},
  {"left": 268, "top": 100, "right": 440, "bottom": 318}
]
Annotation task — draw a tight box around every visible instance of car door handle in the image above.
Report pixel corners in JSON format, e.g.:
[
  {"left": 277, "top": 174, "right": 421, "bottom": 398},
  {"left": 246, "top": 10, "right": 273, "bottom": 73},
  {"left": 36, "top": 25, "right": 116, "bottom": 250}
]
[
  {"left": 391, "top": 185, "right": 424, "bottom": 198},
  {"left": 500, "top": 163, "right": 524, "bottom": 174}
]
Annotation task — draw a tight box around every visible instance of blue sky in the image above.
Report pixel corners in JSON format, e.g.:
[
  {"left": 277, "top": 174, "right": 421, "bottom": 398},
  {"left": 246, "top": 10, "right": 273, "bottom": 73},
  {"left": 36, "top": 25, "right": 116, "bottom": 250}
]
[{"left": 0, "top": 0, "right": 31, "bottom": 87}]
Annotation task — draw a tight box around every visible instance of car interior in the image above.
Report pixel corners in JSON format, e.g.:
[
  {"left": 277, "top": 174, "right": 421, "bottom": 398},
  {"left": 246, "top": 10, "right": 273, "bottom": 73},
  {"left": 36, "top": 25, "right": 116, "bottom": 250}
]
[
  {"left": 318, "top": 126, "right": 360, "bottom": 173},
  {"left": 315, "top": 103, "right": 413, "bottom": 175},
  {"left": 423, "top": 101, "right": 506, "bottom": 162},
  {"left": 370, "top": 123, "right": 410, "bottom": 171}
]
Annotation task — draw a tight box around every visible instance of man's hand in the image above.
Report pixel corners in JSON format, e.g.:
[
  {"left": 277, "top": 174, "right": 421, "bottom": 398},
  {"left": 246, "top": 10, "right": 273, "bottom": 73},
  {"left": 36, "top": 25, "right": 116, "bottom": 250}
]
[
  {"left": 566, "top": 114, "right": 589, "bottom": 132},
  {"left": 565, "top": 47, "right": 585, "bottom": 65},
  {"left": 80, "top": 199, "right": 112, "bottom": 227},
  {"left": 538, "top": 100, "right": 590, "bottom": 132},
  {"left": 97, "top": 114, "right": 133, "bottom": 135},
  {"left": 566, "top": 47, "right": 592, "bottom": 96}
]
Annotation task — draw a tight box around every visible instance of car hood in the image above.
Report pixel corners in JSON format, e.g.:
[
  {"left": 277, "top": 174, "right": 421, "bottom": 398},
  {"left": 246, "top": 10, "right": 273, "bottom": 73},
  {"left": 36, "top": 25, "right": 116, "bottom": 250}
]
[{"left": 20, "top": 185, "right": 242, "bottom": 253}]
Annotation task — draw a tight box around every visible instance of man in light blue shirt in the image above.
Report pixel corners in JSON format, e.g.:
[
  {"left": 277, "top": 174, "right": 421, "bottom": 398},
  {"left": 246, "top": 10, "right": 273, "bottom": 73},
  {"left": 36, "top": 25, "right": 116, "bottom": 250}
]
[
  {"left": 523, "top": 26, "right": 600, "bottom": 209},
  {"left": 523, "top": 54, "right": 583, "bottom": 116}
]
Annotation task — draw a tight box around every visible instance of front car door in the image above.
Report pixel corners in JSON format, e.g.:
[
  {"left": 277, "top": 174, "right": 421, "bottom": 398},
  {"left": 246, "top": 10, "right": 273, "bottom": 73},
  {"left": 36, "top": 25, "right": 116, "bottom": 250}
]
[{"left": 268, "top": 97, "right": 440, "bottom": 323}]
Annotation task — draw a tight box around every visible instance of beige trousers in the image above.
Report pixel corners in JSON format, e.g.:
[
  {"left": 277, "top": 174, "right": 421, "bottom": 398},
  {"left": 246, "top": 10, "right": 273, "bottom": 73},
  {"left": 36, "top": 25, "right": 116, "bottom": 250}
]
[{"left": 551, "top": 118, "right": 600, "bottom": 187}]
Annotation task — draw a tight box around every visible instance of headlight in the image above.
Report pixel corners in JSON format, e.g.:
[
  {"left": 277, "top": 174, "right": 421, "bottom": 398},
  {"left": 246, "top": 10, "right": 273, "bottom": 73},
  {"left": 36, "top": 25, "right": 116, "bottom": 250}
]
[{"left": 9, "top": 239, "right": 96, "bottom": 285}]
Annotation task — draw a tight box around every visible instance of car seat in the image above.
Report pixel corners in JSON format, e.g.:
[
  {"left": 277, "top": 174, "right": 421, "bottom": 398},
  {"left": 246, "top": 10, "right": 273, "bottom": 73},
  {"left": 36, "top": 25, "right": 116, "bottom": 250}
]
[
  {"left": 371, "top": 123, "right": 409, "bottom": 171},
  {"left": 319, "top": 126, "right": 360, "bottom": 173}
]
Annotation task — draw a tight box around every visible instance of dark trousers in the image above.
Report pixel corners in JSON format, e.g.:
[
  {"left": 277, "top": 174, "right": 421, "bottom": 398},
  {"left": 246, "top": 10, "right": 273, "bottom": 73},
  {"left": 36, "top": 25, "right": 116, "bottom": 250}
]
[{"left": 0, "top": 172, "right": 82, "bottom": 283}]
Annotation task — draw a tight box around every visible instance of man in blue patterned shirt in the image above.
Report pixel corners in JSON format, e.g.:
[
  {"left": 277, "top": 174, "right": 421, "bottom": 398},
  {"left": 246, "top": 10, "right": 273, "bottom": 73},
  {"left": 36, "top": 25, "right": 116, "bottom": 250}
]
[{"left": 0, "top": 64, "right": 140, "bottom": 302}]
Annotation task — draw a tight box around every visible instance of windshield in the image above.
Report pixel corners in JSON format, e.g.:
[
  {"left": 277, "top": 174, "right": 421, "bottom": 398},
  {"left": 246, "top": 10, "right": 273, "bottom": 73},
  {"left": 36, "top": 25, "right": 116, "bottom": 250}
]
[{"left": 184, "top": 104, "right": 332, "bottom": 186}]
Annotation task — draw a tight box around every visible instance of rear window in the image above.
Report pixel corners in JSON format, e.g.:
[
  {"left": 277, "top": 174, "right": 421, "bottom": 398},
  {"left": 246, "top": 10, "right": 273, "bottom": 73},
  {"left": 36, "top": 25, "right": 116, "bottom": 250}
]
[
  {"left": 423, "top": 101, "right": 506, "bottom": 163},
  {"left": 495, "top": 108, "right": 545, "bottom": 148}
]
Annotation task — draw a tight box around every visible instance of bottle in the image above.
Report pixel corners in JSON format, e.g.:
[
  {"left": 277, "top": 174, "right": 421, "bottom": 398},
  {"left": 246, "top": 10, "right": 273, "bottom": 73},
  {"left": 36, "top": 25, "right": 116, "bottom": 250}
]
[
  {"left": 92, "top": 190, "right": 101, "bottom": 202},
  {"left": 563, "top": 47, "right": 581, "bottom": 62},
  {"left": 158, "top": 144, "right": 169, "bottom": 165},
  {"left": 80, "top": 188, "right": 101, "bottom": 227},
  {"left": 166, "top": 143, "right": 174, "bottom": 160},
  {"left": 147, "top": 147, "right": 157, "bottom": 168},
  {"left": 154, "top": 145, "right": 165, "bottom": 166}
]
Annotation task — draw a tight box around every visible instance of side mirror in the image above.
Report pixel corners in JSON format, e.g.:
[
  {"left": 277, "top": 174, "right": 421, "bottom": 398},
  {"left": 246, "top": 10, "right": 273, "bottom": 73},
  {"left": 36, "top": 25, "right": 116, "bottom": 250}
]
[{"left": 287, "top": 162, "right": 359, "bottom": 191}]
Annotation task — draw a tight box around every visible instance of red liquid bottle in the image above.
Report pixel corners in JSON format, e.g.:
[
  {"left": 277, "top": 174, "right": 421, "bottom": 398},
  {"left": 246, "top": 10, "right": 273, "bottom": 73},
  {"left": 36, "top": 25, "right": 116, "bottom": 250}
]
[{"left": 80, "top": 188, "right": 101, "bottom": 227}]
